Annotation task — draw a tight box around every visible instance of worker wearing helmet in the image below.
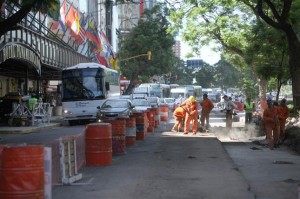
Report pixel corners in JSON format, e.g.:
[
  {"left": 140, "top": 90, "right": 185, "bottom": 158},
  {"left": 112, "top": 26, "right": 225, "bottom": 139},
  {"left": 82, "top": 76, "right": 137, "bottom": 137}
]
[{"left": 180, "top": 96, "right": 199, "bottom": 135}]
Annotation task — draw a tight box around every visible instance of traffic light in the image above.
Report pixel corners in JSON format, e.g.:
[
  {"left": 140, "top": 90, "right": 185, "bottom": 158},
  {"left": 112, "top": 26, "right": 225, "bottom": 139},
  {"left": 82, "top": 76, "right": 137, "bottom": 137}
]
[{"left": 147, "top": 51, "right": 152, "bottom": 60}]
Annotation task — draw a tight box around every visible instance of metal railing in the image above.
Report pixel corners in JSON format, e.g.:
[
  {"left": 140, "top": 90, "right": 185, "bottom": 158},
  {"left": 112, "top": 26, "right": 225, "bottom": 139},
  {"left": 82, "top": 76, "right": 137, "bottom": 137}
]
[{"left": 0, "top": 2, "right": 92, "bottom": 71}]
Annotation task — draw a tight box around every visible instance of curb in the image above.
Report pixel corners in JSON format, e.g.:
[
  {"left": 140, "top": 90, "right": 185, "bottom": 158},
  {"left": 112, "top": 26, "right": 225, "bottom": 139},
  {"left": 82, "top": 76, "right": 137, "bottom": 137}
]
[{"left": 0, "top": 123, "right": 62, "bottom": 134}]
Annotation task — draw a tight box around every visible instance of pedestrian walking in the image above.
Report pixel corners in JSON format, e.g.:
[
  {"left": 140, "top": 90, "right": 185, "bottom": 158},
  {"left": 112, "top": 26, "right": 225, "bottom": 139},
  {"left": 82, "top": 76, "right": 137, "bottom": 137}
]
[
  {"left": 277, "top": 98, "right": 289, "bottom": 144},
  {"left": 244, "top": 97, "right": 255, "bottom": 130},
  {"left": 263, "top": 100, "right": 279, "bottom": 150},
  {"left": 171, "top": 106, "right": 188, "bottom": 132},
  {"left": 200, "top": 93, "right": 214, "bottom": 131},
  {"left": 222, "top": 95, "right": 236, "bottom": 129},
  {"left": 181, "top": 96, "right": 199, "bottom": 135}
]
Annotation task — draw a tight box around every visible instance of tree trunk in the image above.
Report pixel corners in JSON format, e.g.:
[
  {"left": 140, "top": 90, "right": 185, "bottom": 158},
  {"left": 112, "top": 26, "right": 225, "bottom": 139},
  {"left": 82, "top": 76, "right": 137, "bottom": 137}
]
[
  {"left": 285, "top": 27, "right": 300, "bottom": 110},
  {"left": 124, "top": 72, "right": 139, "bottom": 95},
  {"left": 258, "top": 78, "right": 267, "bottom": 100}
]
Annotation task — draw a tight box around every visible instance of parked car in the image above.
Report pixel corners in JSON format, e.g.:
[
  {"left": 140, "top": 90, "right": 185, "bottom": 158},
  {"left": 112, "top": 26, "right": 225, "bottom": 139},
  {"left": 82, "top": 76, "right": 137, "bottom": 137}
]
[
  {"left": 132, "top": 99, "right": 152, "bottom": 112},
  {"left": 96, "top": 99, "right": 135, "bottom": 121},
  {"left": 163, "top": 98, "right": 176, "bottom": 110}
]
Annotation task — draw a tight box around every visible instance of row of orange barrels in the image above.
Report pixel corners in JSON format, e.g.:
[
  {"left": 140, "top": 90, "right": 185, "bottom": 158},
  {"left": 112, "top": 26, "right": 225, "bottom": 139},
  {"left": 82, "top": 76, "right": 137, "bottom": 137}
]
[
  {"left": 86, "top": 105, "right": 170, "bottom": 166},
  {"left": 0, "top": 106, "right": 170, "bottom": 199}
]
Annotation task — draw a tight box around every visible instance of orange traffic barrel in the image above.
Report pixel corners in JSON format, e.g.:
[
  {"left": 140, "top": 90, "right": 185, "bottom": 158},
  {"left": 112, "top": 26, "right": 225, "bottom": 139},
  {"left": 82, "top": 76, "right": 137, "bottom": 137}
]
[
  {"left": 106, "top": 119, "right": 126, "bottom": 155},
  {"left": 0, "top": 145, "right": 44, "bottom": 199},
  {"left": 85, "top": 123, "right": 112, "bottom": 166},
  {"left": 133, "top": 112, "right": 146, "bottom": 140},
  {"left": 147, "top": 108, "right": 155, "bottom": 132},
  {"left": 159, "top": 104, "right": 169, "bottom": 121},
  {"left": 153, "top": 107, "right": 160, "bottom": 127},
  {"left": 104, "top": 119, "right": 126, "bottom": 136},
  {"left": 125, "top": 116, "right": 136, "bottom": 147}
]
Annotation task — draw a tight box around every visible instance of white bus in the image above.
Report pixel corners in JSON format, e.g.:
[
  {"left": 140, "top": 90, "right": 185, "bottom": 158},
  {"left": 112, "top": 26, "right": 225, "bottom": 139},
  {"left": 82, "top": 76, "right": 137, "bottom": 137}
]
[
  {"left": 61, "top": 63, "right": 120, "bottom": 125},
  {"left": 138, "top": 83, "right": 170, "bottom": 98},
  {"left": 171, "top": 85, "right": 202, "bottom": 104}
]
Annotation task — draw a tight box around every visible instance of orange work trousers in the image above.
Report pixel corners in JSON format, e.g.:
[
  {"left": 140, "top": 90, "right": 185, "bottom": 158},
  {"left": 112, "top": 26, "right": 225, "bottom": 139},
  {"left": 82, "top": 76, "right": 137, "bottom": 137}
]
[
  {"left": 200, "top": 111, "right": 210, "bottom": 128},
  {"left": 279, "top": 119, "right": 286, "bottom": 141},
  {"left": 185, "top": 114, "right": 198, "bottom": 133},
  {"left": 172, "top": 116, "right": 184, "bottom": 132},
  {"left": 265, "top": 123, "right": 279, "bottom": 149}
]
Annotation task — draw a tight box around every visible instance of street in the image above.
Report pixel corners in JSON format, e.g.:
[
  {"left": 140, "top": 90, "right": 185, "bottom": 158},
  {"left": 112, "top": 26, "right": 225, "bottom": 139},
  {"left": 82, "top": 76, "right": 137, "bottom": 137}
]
[{"left": 0, "top": 113, "right": 299, "bottom": 199}]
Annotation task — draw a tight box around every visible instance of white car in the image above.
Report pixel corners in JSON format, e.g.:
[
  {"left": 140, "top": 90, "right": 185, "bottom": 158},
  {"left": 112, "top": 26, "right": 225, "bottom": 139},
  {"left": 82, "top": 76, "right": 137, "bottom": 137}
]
[
  {"left": 132, "top": 99, "right": 151, "bottom": 112},
  {"left": 163, "top": 98, "right": 176, "bottom": 110}
]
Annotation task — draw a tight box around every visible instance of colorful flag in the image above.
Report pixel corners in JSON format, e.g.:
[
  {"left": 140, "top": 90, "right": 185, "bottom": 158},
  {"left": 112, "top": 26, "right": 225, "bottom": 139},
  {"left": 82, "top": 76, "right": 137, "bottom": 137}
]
[
  {"left": 99, "top": 31, "right": 116, "bottom": 68},
  {"left": 85, "top": 20, "right": 102, "bottom": 52},
  {"left": 65, "top": 5, "right": 80, "bottom": 35},
  {"left": 95, "top": 53, "right": 109, "bottom": 67}
]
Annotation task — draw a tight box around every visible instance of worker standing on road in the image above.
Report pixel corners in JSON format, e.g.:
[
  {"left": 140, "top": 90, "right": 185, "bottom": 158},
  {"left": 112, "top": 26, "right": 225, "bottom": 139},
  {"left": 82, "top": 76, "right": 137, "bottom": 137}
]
[
  {"left": 277, "top": 98, "right": 289, "bottom": 144},
  {"left": 171, "top": 106, "right": 188, "bottom": 132},
  {"left": 244, "top": 97, "right": 255, "bottom": 130},
  {"left": 222, "top": 95, "right": 236, "bottom": 129},
  {"left": 200, "top": 93, "right": 214, "bottom": 131},
  {"left": 263, "top": 100, "right": 279, "bottom": 150},
  {"left": 181, "top": 96, "right": 198, "bottom": 135}
]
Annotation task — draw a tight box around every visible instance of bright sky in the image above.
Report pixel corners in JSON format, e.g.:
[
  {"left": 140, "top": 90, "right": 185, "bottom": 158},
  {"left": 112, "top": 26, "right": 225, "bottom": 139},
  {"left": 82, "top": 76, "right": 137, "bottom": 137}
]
[{"left": 181, "top": 41, "right": 221, "bottom": 65}]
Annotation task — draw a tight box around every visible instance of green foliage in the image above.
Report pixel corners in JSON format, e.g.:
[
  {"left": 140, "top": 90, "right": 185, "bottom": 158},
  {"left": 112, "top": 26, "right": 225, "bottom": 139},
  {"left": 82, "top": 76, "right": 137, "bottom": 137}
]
[{"left": 118, "top": 4, "right": 176, "bottom": 85}]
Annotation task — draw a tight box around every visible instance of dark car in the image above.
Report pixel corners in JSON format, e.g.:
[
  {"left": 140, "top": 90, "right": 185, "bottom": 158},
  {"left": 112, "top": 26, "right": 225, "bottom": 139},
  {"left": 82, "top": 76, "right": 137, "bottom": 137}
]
[{"left": 96, "top": 99, "right": 135, "bottom": 121}]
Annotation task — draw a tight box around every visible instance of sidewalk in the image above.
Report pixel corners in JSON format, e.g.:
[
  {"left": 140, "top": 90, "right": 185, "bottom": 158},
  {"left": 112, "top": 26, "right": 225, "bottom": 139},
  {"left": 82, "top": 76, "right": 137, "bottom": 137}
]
[{"left": 0, "top": 116, "right": 63, "bottom": 134}]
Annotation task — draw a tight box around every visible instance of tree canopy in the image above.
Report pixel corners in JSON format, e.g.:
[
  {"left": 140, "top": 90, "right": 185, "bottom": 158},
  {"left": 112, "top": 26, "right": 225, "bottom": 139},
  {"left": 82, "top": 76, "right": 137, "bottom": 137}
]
[
  {"left": 118, "top": 4, "right": 176, "bottom": 94},
  {"left": 168, "top": 0, "right": 300, "bottom": 108}
]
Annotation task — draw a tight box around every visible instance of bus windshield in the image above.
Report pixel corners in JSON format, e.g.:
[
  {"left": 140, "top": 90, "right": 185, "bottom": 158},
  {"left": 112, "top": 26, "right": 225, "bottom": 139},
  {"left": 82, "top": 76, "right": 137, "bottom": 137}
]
[{"left": 62, "top": 68, "right": 105, "bottom": 101}]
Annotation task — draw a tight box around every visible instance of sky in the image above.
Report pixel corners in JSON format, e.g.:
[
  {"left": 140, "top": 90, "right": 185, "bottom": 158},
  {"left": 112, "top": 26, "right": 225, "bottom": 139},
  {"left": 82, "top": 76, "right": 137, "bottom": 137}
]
[{"left": 181, "top": 41, "right": 221, "bottom": 65}]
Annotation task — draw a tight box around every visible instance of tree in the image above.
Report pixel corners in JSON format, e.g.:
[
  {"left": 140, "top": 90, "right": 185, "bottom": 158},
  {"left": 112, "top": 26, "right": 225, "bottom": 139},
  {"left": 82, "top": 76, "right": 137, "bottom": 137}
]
[
  {"left": 169, "top": 0, "right": 300, "bottom": 109},
  {"left": 118, "top": 4, "right": 176, "bottom": 94},
  {"left": 0, "top": 0, "right": 59, "bottom": 36},
  {"left": 242, "top": 0, "right": 300, "bottom": 108}
]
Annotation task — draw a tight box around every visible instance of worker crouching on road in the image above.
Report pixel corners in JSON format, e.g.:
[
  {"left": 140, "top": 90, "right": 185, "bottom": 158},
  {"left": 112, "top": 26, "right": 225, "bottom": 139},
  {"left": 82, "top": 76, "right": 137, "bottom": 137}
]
[
  {"left": 181, "top": 96, "right": 199, "bottom": 135},
  {"left": 200, "top": 93, "right": 214, "bottom": 131},
  {"left": 263, "top": 100, "right": 279, "bottom": 150},
  {"left": 171, "top": 106, "right": 188, "bottom": 132}
]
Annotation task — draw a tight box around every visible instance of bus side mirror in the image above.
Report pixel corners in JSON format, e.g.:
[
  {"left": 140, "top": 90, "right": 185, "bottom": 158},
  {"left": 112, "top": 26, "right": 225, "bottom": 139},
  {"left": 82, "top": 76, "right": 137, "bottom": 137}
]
[{"left": 105, "top": 82, "right": 110, "bottom": 91}]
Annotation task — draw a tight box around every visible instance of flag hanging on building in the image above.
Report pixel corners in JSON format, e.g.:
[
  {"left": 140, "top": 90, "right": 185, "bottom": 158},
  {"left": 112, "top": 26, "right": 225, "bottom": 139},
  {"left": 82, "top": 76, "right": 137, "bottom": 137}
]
[
  {"left": 47, "top": 0, "right": 66, "bottom": 36},
  {"left": 99, "top": 31, "right": 117, "bottom": 68},
  {"left": 85, "top": 20, "right": 102, "bottom": 52},
  {"left": 95, "top": 53, "right": 109, "bottom": 67},
  {"left": 65, "top": 4, "right": 80, "bottom": 35}
]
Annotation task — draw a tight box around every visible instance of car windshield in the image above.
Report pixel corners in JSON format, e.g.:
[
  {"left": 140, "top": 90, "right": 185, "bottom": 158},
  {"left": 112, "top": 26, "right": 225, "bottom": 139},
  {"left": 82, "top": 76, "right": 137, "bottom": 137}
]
[
  {"left": 164, "top": 98, "right": 175, "bottom": 103},
  {"left": 103, "top": 100, "right": 128, "bottom": 108},
  {"left": 132, "top": 100, "right": 150, "bottom": 106}
]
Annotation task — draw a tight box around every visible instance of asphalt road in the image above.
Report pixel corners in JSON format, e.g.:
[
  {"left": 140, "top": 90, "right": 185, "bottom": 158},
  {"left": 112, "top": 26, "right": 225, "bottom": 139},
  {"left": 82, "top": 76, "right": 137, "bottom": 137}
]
[{"left": 0, "top": 112, "right": 299, "bottom": 199}]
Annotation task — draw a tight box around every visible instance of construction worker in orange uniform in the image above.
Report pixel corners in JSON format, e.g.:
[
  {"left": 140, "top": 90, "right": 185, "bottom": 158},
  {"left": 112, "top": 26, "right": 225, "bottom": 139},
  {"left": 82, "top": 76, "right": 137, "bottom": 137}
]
[
  {"left": 171, "top": 106, "right": 188, "bottom": 132},
  {"left": 200, "top": 93, "right": 214, "bottom": 131},
  {"left": 263, "top": 100, "right": 279, "bottom": 150},
  {"left": 181, "top": 96, "right": 199, "bottom": 135},
  {"left": 277, "top": 98, "right": 289, "bottom": 144}
]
